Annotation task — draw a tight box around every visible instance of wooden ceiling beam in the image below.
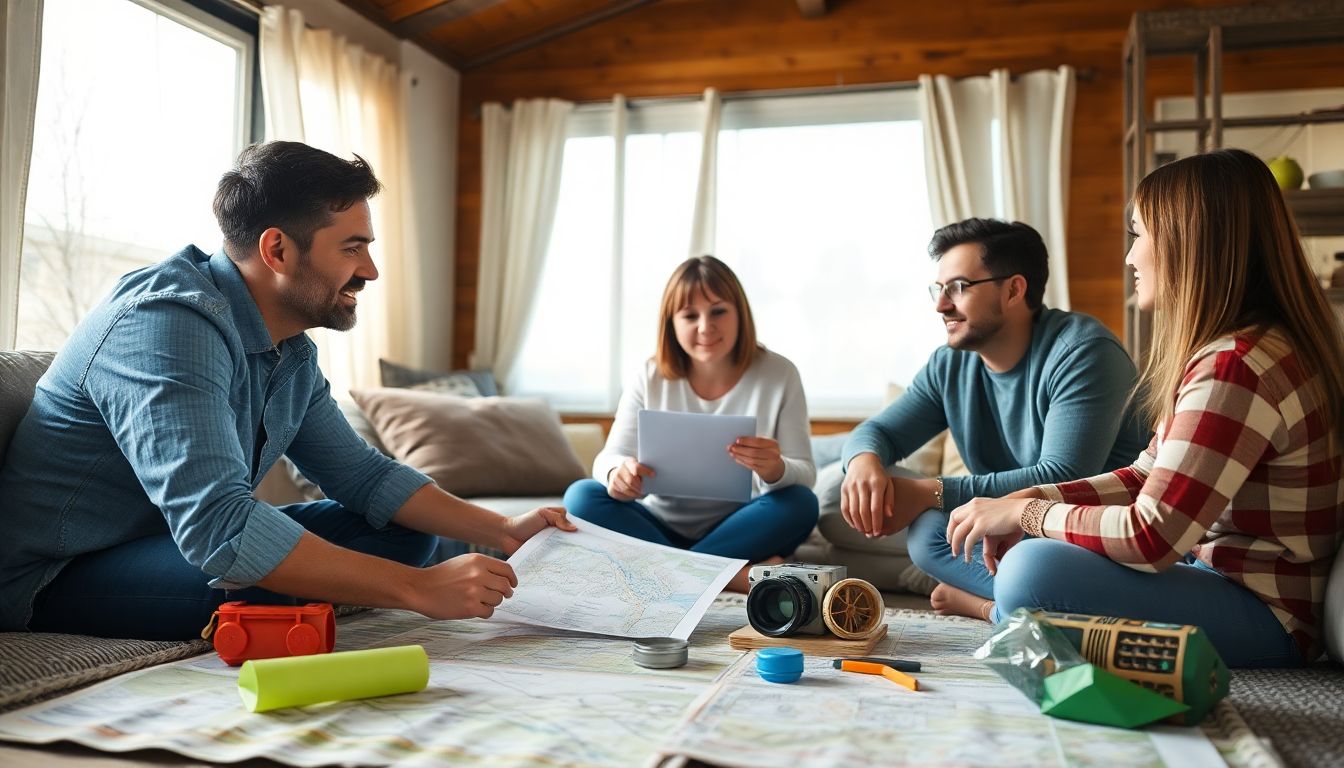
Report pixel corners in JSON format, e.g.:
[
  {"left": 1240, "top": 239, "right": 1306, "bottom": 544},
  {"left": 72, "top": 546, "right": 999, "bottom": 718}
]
[
  {"left": 334, "top": 0, "right": 465, "bottom": 69},
  {"left": 796, "top": 0, "right": 827, "bottom": 19},
  {"left": 394, "top": 0, "right": 508, "bottom": 39},
  {"left": 462, "top": 0, "right": 659, "bottom": 71}
]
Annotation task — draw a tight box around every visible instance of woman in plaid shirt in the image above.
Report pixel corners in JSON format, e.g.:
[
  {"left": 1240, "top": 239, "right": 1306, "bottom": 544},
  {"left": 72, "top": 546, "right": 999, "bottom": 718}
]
[{"left": 933, "top": 149, "right": 1344, "bottom": 667}]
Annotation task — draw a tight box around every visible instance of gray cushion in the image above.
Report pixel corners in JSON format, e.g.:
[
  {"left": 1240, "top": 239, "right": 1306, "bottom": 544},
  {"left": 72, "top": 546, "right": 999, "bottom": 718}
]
[
  {"left": 0, "top": 350, "right": 55, "bottom": 470},
  {"left": 809, "top": 432, "right": 849, "bottom": 468},
  {"left": 379, "top": 358, "right": 498, "bottom": 397}
]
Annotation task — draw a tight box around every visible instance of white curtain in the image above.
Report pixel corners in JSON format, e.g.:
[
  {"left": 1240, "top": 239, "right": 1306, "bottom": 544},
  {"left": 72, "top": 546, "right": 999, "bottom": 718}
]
[
  {"left": 688, "top": 87, "right": 721, "bottom": 258},
  {"left": 470, "top": 98, "right": 572, "bottom": 391},
  {"left": 258, "top": 6, "right": 415, "bottom": 391},
  {"left": 607, "top": 94, "right": 628, "bottom": 403},
  {"left": 0, "top": 0, "right": 43, "bottom": 350},
  {"left": 918, "top": 66, "right": 1075, "bottom": 310}
]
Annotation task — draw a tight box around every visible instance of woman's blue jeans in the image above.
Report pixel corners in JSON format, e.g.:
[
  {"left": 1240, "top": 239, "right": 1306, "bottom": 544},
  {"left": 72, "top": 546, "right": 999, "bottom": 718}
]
[
  {"left": 563, "top": 479, "right": 818, "bottom": 562},
  {"left": 906, "top": 508, "right": 1304, "bottom": 668},
  {"left": 27, "top": 500, "right": 437, "bottom": 640}
]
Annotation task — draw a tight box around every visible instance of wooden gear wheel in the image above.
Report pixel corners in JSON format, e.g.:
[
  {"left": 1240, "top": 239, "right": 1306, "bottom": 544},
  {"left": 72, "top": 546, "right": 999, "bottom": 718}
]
[{"left": 821, "top": 578, "right": 885, "bottom": 639}]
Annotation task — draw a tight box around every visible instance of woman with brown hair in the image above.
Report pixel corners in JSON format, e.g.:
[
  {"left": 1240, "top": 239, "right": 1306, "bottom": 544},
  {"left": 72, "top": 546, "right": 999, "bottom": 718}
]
[
  {"left": 929, "top": 149, "right": 1344, "bottom": 666},
  {"left": 565, "top": 256, "right": 817, "bottom": 592}
]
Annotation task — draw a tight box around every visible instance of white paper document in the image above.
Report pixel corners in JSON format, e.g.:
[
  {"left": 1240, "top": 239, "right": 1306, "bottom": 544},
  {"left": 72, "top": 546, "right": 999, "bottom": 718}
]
[
  {"left": 638, "top": 409, "right": 755, "bottom": 502},
  {"left": 490, "top": 518, "right": 745, "bottom": 640}
]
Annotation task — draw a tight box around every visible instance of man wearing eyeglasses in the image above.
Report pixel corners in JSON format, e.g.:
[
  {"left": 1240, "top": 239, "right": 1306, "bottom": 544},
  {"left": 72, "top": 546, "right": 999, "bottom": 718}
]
[{"left": 838, "top": 218, "right": 1149, "bottom": 614}]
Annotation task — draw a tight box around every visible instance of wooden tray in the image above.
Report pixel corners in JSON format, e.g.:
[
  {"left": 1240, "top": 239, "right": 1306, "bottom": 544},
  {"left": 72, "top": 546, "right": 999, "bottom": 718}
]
[{"left": 727, "top": 623, "right": 887, "bottom": 655}]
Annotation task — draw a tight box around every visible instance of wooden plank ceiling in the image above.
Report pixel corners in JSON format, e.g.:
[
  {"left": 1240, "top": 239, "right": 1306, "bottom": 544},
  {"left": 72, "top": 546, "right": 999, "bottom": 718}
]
[{"left": 337, "top": 0, "right": 828, "bottom": 70}]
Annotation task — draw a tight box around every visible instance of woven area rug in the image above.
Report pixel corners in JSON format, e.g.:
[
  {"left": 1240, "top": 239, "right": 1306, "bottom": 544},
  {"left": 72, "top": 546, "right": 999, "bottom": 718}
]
[
  {"left": 1226, "top": 662, "right": 1344, "bottom": 768},
  {"left": 0, "top": 632, "right": 210, "bottom": 712}
]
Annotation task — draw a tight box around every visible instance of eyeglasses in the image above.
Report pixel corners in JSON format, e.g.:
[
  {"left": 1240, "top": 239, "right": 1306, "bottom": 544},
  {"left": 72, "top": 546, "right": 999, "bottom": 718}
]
[{"left": 927, "top": 276, "right": 1010, "bottom": 302}]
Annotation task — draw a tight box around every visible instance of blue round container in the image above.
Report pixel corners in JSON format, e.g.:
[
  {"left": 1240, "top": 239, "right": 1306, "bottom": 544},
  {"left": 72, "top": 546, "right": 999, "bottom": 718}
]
[{"left": 756, "top": 647, "right": 804, "bottom": 684}]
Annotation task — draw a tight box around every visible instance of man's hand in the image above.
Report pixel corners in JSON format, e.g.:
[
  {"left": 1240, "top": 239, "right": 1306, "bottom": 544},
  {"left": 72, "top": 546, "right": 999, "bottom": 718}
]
[
  {"left": 728, "top": 436, "right": 785, "bottom": 484},
  {"left": 945, "top": 497, "right": 1029, "bottom": 575},
  {"left": 499, "top": 505, "right": 576, "bottom": 556},
  {"left": 608, "top": 457, "right": 655, "bottom": 501},
  {"left": 841, "top": 453, "right": 893, "bottom": 537},
  {"left": 407, "top": 553, "right": 519, "bottom": 620}
]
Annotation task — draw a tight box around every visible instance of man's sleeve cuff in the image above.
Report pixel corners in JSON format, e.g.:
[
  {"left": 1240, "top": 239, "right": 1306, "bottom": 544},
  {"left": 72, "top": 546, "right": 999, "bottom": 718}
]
[
  {"left": 364, "top": 463, "right": 434, "bottom": 529},
  {"left": 204, "top": 503, "right": 306, "bottom": 588}
]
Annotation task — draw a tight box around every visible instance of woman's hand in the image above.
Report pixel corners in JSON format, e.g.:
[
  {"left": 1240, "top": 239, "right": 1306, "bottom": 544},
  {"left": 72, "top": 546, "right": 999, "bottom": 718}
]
[
  {"left": 728, "top": 436, "right": 785, "bottom": 484},
  {"left": 499, "top": 506, "right": 576, "bottom": 556},
  {"left": 945, "top": 497, "right": 1029, "bottom": 575},
  {"left": 608, "top": 457, "right": 655, "bottom": 501}
]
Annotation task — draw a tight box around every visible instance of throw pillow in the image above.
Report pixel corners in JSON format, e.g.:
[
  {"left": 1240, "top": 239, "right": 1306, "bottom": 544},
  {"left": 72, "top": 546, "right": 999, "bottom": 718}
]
[
  {"left": 408, "top": 375, "right": 482, "bottom": 398},
  {"left": 379, "top": 358, "right": 498, "bottom": 397},
  {"left": 349, "top": 388, "right": 585, "bottom": 497}
]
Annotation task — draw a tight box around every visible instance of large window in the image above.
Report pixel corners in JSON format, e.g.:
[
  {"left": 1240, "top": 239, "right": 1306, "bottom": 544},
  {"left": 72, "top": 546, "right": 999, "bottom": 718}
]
[
  {"left": 17, "top": 0, "right": 254, "bottom": 350},
  {"left": 511, "top": 91, "right": 943, "bottom": 417}
]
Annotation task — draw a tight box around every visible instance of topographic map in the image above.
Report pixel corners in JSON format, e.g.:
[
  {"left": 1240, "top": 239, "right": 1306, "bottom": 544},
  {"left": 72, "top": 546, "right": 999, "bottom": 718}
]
[
  {"left": 0, "top": 605, "right": 1257, "bottom": 767},
  {"left": 490, "top": 517, "right": 744, "bottom": 639}
]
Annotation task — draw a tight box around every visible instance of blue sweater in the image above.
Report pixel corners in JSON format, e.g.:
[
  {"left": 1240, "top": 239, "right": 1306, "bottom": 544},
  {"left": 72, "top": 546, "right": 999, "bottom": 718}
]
[{"left": 841, "top": 308, "right": 1150, "bottom": 510}]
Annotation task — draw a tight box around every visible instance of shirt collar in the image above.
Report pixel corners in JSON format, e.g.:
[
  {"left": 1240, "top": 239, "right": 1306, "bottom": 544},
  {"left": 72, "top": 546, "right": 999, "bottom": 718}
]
[{"left": 208, "top": 250, "right": 277, "bottom": 355}]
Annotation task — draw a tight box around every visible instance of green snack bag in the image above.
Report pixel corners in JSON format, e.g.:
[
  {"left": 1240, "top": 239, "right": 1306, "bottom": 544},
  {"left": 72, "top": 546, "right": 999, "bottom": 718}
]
[
  {"left": 1041, "top": 663, "right": 1190, "bottom": 729},
  {"left": 1035, "top": 611, "right": 1229, "bottom": 725},
  {"left": 974, "top": 607, "right": 1088, "bottom": 705}
]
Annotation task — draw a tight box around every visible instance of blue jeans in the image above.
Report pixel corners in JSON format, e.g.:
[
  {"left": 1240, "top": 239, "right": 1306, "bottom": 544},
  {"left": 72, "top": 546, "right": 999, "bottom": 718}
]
[
  {"left": 563, "top": 479, "right": 818, "bottom": 561},
  {"left": 28, "top": 500, "right": 437, "bottom": 640},
  {"left": 906, "top": 509, "right": 1303, "bottom": 668}
]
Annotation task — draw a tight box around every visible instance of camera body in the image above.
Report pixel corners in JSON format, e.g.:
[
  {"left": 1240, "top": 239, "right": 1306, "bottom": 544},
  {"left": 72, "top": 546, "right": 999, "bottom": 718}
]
[{"left": 746, "top": 563, "right": 846, "bottom": 637}]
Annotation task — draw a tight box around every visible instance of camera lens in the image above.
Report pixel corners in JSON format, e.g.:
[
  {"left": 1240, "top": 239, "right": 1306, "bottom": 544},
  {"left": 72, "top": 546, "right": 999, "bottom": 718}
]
[{"left": 746, "top": 576, "right": 815, "bottom": 637}]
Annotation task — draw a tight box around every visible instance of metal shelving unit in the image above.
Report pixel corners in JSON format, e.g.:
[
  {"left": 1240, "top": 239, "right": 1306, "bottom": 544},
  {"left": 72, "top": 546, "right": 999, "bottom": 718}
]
[{"left": 1121, "top": 1, "right": 1344, "bottom": 361}]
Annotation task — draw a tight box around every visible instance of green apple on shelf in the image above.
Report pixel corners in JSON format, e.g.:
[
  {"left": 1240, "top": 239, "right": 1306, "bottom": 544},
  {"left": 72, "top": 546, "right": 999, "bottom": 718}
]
[{"left": 1268, "top": 156, "right": 1304, "bottom": 191}]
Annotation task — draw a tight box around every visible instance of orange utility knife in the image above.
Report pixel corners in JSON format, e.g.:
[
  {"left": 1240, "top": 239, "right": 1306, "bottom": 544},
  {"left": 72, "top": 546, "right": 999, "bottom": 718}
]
[{"left": 834, "top": 659, "right": 920, "bottom": 691}]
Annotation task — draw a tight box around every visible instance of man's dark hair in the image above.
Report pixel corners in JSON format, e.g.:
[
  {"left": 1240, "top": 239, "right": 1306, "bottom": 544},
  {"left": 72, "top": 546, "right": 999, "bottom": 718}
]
[
  {"left": 213, "top": 141, "right": 382, "bottom": 259},
  {"left": 928, "top": 218, "right": 1049, "bottom": 311}
]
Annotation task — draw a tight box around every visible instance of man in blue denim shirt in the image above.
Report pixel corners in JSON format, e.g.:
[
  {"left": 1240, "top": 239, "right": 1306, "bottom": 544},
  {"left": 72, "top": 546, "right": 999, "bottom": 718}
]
[{"left": 0, "top": 142, "right": 573, "bottom": 639}]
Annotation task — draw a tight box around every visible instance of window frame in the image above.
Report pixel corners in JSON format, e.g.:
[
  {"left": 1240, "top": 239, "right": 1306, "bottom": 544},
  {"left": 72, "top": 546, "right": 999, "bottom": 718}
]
[
  {"left": 129, "top": 0, "right": 260, "bottom": 151},
  {"left": 516, "top": 87, "right": 932, "bottom": 417}
]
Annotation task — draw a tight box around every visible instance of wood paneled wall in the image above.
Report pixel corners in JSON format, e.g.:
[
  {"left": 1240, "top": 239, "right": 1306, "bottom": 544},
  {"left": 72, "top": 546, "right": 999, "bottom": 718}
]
[{"left": 453, "top": 0, "right": 1343, "bottom": 376}]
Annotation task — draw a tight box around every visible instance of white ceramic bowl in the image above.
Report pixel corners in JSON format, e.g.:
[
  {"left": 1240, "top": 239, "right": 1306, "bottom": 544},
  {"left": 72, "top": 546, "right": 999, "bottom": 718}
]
[{"left": 1308, "top": 170, "right": 1344, "bottom": 189}]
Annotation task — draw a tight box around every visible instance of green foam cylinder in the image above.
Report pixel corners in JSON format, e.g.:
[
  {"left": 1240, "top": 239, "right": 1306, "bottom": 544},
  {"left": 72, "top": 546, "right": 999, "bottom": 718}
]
[{"left": 238, "top": 645, "right": 429, "bottom": 713}]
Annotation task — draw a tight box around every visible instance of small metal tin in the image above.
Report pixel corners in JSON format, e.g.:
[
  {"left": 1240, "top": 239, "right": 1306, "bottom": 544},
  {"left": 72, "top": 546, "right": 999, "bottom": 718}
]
[{"left": 632, "top": 637, "right": 689, "bottom": 669}]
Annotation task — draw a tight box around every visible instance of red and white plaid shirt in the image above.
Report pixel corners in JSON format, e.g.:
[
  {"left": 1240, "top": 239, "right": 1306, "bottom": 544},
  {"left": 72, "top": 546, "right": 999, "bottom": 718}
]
[{"left": 1026, "top": 329, "right": 1344, "bottom": 659}]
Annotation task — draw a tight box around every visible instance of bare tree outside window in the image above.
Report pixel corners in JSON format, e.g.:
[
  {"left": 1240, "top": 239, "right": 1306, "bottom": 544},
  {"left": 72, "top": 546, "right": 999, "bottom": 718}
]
[{"left": 16, "top": 0, "right": 249, "bottom": 351}]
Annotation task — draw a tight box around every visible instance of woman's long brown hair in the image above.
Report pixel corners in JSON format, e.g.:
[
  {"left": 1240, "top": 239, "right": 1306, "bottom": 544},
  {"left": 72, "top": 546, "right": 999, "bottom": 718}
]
[{"left": 1134, "top": 148, "right": 1344, "bottom": 442}]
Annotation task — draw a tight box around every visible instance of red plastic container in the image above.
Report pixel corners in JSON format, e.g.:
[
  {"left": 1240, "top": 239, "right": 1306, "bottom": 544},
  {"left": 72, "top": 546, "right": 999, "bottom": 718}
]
[{"left": 210, "top": 601, "right": 336, "bottom": 666}]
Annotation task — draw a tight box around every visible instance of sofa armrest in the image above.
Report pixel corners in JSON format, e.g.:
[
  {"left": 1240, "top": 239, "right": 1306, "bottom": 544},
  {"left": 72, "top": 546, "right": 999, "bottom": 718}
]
[{"left": 562, "top": 423, "right": 605, "bottom": 476}]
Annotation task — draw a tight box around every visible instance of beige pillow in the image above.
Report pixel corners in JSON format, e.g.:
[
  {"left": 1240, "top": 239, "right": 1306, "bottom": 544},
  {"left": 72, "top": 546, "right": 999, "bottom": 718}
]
[{"left": 349, "top": 388, "right": 585, "bottom": 497}]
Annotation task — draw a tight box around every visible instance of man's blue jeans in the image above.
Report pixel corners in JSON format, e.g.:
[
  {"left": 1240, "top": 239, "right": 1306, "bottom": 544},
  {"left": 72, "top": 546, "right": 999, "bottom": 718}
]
[
  {"left": 906, "top": 508, "right": 1304, "bottom": 668},
  {"left": 28, "top": 500, "right": 437, "bottom": 640},
  {"left": 563, "top": 479, "right": 818, "bottom": 561}
]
